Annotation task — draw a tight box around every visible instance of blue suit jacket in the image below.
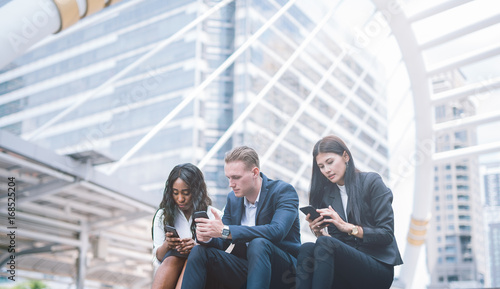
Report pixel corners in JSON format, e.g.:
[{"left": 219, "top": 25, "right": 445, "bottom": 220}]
[{"left": 205, "top": 172, "right": 301, "bottom": 258}]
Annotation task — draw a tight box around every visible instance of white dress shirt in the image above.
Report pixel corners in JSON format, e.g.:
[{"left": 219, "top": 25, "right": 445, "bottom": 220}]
[
  {"left": 337, "top": 184, "right": 348, "bottom": 222},
  {"left": 241, "top": 188, "right": 261, "bottom": 227}
]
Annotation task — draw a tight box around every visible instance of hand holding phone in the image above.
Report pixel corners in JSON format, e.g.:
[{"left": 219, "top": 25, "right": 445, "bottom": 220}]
[
  {"left": 164, "top": 225, "right": 179, "bottom": 238},
  {"left": 300, "top": 205, "right": 321, "bottom": 220},
  {"left": 193, "top": 211, "right": 209, "bottom": 222}
]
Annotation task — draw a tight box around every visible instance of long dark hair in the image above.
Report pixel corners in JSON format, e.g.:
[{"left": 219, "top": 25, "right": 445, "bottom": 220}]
[
  {"left": 310, "top": 135, "right": 361, "bottom": 225},
  {"left": 159, "top": 163, "right": 211, "bottom": 238}
]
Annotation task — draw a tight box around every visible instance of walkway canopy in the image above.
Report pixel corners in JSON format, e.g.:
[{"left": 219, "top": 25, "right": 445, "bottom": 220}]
[{"left": 0, "top": 130, "right": 159, "bottom": 288}]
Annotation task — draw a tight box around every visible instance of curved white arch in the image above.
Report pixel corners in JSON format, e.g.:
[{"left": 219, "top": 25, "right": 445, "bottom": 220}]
[
  {"left": 372, "top": 0, "right": 500, "bottom": 288},
  {"left": 371, "top": 1, "right": 434, "bottom": 288}
]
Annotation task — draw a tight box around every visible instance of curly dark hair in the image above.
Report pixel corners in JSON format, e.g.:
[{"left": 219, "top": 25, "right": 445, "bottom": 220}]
[
  {"left": 159, "top": 163, "right": 212, "bottom": 238},
  {"left": 310, "top": 135, "right": 361, "bottom": 225}
]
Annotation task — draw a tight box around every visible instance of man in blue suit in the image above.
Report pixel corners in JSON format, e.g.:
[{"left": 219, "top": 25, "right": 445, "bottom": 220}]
[{"left": 181, "top": 146, "right": 301, "bottom": 289}]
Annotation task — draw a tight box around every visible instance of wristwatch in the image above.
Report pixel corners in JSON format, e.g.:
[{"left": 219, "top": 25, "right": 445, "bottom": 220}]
[
  {"left": 348, "top": 225, "right": 358, "bottom": 236},
  {"left": 221, "top": 225, "right": 230, "bottom": 239}
]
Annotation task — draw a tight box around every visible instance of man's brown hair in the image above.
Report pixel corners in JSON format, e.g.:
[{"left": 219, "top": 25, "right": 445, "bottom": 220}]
[{"left": 224, "top": 146, "right": 260, "bottom": 170}]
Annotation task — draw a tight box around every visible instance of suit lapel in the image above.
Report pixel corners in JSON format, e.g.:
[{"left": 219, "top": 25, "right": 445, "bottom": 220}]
[
  {"left": 255, "top": 173, "right": 268, "bottom": 225},
  {"left": 322, "top": 184, "right": 347, "bottom": 221},
  {"left": 233, "top": 195, "right": 244, "bottom": 225}
]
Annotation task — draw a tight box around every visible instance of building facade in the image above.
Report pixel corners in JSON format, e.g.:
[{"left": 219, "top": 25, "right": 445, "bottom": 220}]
[
  {"left": 427, "top": 71, "right": 486, "bottom": 288},
  {"left": 482, "top": 163, "right": 500, "bottom": 288},
  {"left": 0, "top": 0, "right": 390, "bottom": 210},
  {"left": 230, "top": 0, "right": 390, "bottom": 201},
  {"left": 0, "top": 0, "right": 236, "bottom": 207}
]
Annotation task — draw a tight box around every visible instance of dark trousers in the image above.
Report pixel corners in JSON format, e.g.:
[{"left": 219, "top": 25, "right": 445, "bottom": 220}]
[
  {"left": 181, "top": 238, "right": 297, "bottom": 289},
  {"left": 296, "top": 236, "right": 394, "bottom": 289}
]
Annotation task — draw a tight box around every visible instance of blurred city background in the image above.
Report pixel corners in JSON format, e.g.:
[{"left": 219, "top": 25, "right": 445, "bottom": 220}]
[{"left": 0, "top": 0, "right": 499, "bottom": 288}]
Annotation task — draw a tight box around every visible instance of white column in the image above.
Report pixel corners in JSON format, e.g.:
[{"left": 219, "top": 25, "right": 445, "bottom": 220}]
[{"left": 76, "top": 220, "right": 89, "bottom": 289}]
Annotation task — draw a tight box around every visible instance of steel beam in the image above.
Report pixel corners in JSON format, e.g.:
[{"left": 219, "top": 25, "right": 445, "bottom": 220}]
[
  {"left": 407, "top": 0, "right": 473, "bottom": 22},
  {"left": 90, "top": 211, "right": 152, "bottom": 232},
  {"left": 0, "top": 227, "right": 81, "bottom": 247},
  {"left": 16, "top": 180, "right": 77, "bottom": 204},
  {"left": 427, "top": 42, "right": 500, "bottom": 76},
  {"left": 433, "top": 141, "right": 500, "bottom": 162},
  {"left": 434, "top": 110, "right": 500, "bottom": 132},
  {"left": 431, "top": 75, "right": 500, "bottom": 106},
  {"left": 420, "top": 14, "right": 500, "bottom": 50}
]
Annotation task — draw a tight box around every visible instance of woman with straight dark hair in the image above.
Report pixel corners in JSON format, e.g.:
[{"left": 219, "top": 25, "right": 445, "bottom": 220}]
[
  {"left": 296, "top": 135, "right": 403, "bottom": 289},
  {"left": 151, "top": 163, "right": 219, "bottom": 289}
]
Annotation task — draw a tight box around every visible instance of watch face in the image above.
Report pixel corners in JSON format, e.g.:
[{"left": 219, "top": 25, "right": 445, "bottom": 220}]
[{"left": 222, "top": 226, "right": 230, "bottom": 238}]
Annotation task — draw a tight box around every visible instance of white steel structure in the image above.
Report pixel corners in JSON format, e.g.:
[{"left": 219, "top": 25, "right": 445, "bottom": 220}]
[
  {"left": 371, "top": 1, "right": 500, "bottom": 288},
  {"left": 0, "top": 130, "right": 158, "bottom": 288}
]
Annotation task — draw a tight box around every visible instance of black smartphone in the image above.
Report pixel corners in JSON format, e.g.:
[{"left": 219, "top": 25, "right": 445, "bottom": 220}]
[
  {"left": 164, "top": 225, "right": 179, "bottom": 238},
  {"left": 300, "top": 205, "right": 321, "bottom": 220},
  {"left": 193, "top": 211, "right": 209, "bottom": 221}
]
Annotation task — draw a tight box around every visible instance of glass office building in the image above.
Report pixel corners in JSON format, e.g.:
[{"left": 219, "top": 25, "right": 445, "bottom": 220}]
[
  {"left": 482, "top": 163, "right": 500, "bottom": 287},
  {"left": 426, "top": 71, "right": 486, "bottom": 288},
  {"left": 0, "top": 0, "right": 237, "bottom": 207},
  {"left": 0, "top": 0, "right": 389, "bottom": 208},
  {"left": 231, "top": 0, "right": 389, "bottom": 201}
]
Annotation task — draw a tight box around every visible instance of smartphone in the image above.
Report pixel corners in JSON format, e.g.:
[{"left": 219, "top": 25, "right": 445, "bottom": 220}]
[
  {"left": 300, "top": 205, "right": 321, "bottom": 220},
  {"left": 193, "top": 211, "right": 209, "bottom": 221},
  {"left": 164, "top": 225, "right": 179, "bottom": 238}
]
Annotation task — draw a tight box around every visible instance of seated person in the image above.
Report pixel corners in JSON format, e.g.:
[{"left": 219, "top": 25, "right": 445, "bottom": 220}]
[
  {"left": 151, "top": 163, "right": 219, "bottom": 289},
  {"left": 181, "top": 146, "right": 301, "bottom": 289},
  {"left": 296, "top": 135, "right": 403, "bottom": 289}
]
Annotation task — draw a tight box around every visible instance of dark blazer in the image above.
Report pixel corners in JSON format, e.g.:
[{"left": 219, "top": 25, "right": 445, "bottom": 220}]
[
  {"left": 205, "top": 172, "right": 301, "bottom": 258},
  {"left": 319, "top": 172, "right": 403, "bottom": 266}
]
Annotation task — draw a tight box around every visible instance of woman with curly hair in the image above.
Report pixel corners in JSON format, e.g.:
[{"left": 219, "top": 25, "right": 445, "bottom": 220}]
[{"left": 151, "top": 163, "right": 219, "bottom": 289}]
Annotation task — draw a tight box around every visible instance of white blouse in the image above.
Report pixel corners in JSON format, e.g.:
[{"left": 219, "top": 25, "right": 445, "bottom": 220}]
[
  {"left": 337, "top": 184, "right": 348, "bottom": 222},
  {"left": 151, "top": 206, "right": 221, "bottom": 270}
]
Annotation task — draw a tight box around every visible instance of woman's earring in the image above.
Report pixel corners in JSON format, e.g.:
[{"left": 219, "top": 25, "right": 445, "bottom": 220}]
[{"left": 345, "top": 162, "right": 349, "bottom": 168}]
